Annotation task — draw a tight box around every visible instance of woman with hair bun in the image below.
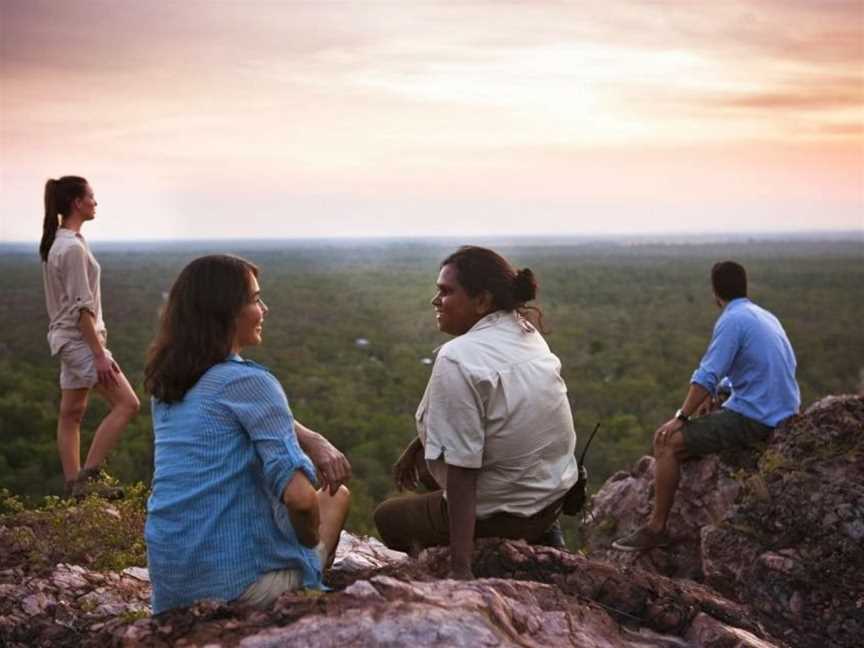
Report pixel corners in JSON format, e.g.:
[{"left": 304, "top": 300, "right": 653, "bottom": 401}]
[
  {"left": 374, "top": 246, "right": 579, "bottom": 579},
  {"left": 40, "top": 176, "right": 140, "bottom": 497}
]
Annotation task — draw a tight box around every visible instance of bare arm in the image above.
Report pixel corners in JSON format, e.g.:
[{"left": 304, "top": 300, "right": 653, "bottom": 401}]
[
  {"left": 281, "top": 469, "right": 320, "bottom": 547},
  {"left": 446, "top": 464, "right": 479, "bottom": 580},
  {"left": 655, "top": 383, "right": 711, "bottom": 447},
  {"left": 294, "top": 420, "right": 352, "bottom": 495},
  {"left": 680, "top": 383, "right": 711, "bottom": 418},
  {"left": 78, "top": 310, "right": 118, "bottom": 387}
]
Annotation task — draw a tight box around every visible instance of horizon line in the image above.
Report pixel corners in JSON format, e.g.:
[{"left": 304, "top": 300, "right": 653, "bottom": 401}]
[{"left": 2, "top": 228, "right": 863, "bottom": 246}]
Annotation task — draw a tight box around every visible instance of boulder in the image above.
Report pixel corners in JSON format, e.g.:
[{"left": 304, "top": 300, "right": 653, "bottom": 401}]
[{"left": 584, "top": 395, "right": 864, "bottom": 648}]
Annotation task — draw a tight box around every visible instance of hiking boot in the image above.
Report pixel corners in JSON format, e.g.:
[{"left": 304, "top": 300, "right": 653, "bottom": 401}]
[
  {"left": 66, "top": 467, "right": 124, "bottom": 500},
  {"left": 611, "top": 526, "right": 670, "bottom": 552},
  {"left": 535, "top": 519, "right": 567, "bottom": 550}
]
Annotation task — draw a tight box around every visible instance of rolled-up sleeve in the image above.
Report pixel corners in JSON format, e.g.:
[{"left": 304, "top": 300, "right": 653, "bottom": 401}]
[
  {"left": 423, "top": 356, "right": 485, "bottom": 469},
  {"left": 691, "top": 313, "right": 741, "bottom": 394},
  {"left": 58, "top": 244, "right": 97, "bottom": 317},
  {"left": 220, "top": 371, "right": 317, "bottom": 500}
]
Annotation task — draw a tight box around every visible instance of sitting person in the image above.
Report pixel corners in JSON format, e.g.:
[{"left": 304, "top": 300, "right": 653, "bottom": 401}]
[
  {"left": 144, "top": 254, "right": 351, "bottom": 614},
  {"left": 613, "top": 260, "right": 800, "bottom": 552},
  {"left": 374, "top": 246, "right": 580, "bottom": 579}
]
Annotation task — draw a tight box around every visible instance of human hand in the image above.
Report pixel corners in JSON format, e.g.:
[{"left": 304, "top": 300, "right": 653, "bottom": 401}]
[
  {"left": 393, "top": 440, "right": 422, "bottom": 491},
  {"left": 94, "top": 352, "right": 119, "bottom": 388},
  {"left": 653, "top": 418, "right": 684, "bottom": 447},
  {"left": 305, "top": 435, "right": 352, "bottom": 495}
]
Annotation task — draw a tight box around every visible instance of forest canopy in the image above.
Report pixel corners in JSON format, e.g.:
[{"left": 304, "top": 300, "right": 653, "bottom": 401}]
[{"left": 1, "top": 238, "right": 861, "bottom": 538}]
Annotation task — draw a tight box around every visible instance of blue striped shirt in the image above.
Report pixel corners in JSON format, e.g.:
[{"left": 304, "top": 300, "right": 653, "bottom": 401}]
[
  {"left": 691, "top": 298, "right": 800, "bottom": 427},
  {"left": 145, "top": 355, "right": 321, "bottom": 614}
]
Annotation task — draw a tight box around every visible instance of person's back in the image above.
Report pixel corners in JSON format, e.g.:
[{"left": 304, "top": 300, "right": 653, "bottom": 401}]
[
  {"left": 612, "top": 260, "right": 800, "bottom": 553},
  {"left": 421, "top": 310, "right": 577, "bottom": 516},
  {"left": 694, "top": 298, "right": 799, "bottom": 428},
  {"left": 146, "top": 357, "right": 321, "bottom": 614}
]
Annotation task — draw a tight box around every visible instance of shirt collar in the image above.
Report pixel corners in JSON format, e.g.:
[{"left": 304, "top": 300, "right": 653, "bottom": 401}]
[
  {"left": 723, "top": 297, "right": 750, "bottom": 312},
  {"left": 468, "top": 309, "right": 535, "bottom": 334},
  {"left": 467, "top": 310, "right": 506, "bottom": 333},
  {"left": 56, "top": 228, "right": 83, "bottom": 240},
  {"left": 431, "top": 310, "right": 533, "bottom": 355}
]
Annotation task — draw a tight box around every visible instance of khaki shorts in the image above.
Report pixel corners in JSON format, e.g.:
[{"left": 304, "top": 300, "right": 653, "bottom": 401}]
[
  {"left": 58, "top": 338, "right": 114, "bottom": 390},
  {"left": 236, "top": 542, "right": 328, "bottom": 609},
  {"left": 682, "top": 408, "right": 772, "bottom": 457}
]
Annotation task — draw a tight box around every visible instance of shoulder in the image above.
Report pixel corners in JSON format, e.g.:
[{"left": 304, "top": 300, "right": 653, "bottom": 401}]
[
  {"left": 49, "top": 236, "right": 85, "bottom": 263},
  {"left": 725, "top": 299, "right": 771, "bottom": 328},
  {"left": 217, "top": 358, "right": 284, "bottom": 396}
]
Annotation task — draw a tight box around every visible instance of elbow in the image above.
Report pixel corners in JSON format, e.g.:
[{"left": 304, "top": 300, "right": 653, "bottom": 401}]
[{"left": 282, "top": 475, "right": 318, "bottom": 513}]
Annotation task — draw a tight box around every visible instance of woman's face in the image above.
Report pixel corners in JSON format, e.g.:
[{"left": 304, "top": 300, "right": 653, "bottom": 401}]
[
  {"left": 233, "top": 272, "right": 268, "bottom": 351},
  {"left": 431, "top": 264, "right": 490, "bottom": 336},
  {"left": 73, "top": 184, "right": 97, "bottom": 221}
]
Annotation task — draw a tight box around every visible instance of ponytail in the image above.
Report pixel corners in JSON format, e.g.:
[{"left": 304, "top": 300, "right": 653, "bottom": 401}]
[{"left": 39, "top": 176, "right": 88, "bottom": 262}]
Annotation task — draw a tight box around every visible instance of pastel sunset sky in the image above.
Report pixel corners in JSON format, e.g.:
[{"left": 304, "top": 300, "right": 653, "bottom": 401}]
[{"left": 2, "top": 0, "right": 862, "bottom": 241}]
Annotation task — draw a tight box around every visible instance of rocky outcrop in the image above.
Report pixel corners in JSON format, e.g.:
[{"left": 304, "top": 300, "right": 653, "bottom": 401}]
[
  {"left": 585, "top": 395, "right": 864, "bottom": 648},
  {"left": 1, "top": 396, "right": 860, "bottom": 647},
  {"left": 0, "top": 535, "right": 786, "bottom": 647}
]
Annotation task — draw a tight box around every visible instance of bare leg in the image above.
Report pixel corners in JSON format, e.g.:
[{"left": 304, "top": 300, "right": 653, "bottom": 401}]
[
  {"left": 84, "top": 368, "right": 140, "bottom": 470},
  {"left": 316, "top": 485, "right": 351, "bottom": 566},
  {"left": 58, "top": 389, "right": 89, "bottom": 481},
  {"left": 647, "top": 431, "right": 687, "bottom": 533}
]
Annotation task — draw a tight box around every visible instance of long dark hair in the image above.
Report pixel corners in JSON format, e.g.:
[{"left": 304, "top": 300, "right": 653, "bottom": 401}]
[
  {"left": 145, "top": 254, "right": 259, "bottom": 403},
  {"left": 441, "top": 245, "right": 545, "bottom": 331},
  {"left": 41, "top": 176, "right": 88, "bottom": 262}
]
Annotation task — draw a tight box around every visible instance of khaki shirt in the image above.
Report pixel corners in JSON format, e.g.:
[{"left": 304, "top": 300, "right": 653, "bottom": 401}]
[
  {"left": 42, "top": 229, "right": 106, "bottom": 355},
  {"left": 416, "top": 310, "right": 579, "bottom": 518}
]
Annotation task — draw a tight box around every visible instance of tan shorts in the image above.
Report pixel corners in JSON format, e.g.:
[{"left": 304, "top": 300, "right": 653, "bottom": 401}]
[
  {"left": 236, "top": 542, "right": 328, "bottom": 608},
  {"left": 58, "top": 338, "right": 114, "bottom": 390}
]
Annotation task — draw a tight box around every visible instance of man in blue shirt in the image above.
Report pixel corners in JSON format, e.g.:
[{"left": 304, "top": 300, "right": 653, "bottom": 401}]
[{"left": 613, "top": 261, "right": 800, "bottom": 552}]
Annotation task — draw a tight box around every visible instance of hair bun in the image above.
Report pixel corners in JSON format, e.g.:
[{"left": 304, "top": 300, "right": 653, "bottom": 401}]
[{"left": 513, "top": 268, "right": 537, "bottom": 303}]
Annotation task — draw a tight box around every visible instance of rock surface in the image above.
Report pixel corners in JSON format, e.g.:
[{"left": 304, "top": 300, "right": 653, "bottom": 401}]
[
  {"left": 585, "top": 394, "right": 864, "bottom": 648},
  {"left": 1, "top": 395, "right": 860, "bottom": 647}
]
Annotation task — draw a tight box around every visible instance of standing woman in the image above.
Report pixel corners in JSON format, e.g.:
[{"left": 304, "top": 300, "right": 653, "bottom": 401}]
[{"left": 40, "top": 176, "right": 140, "bottom": 496}]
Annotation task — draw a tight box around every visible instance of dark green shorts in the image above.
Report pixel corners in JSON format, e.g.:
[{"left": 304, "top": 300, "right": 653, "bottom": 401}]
[{"left": 682, "top": 408, "right": 772, "bottom": 457}]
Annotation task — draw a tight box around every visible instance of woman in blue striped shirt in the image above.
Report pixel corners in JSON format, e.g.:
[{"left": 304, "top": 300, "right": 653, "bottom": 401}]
[{"left": 144, "top": 254, "right": 351, "bottom": 614}]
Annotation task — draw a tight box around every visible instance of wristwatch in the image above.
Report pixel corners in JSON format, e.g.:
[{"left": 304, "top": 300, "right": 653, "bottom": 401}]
[{"left": 675, "top": 408, "right": 690, "bottom": 423}]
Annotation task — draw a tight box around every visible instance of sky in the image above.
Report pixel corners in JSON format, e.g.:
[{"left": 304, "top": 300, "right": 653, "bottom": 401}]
[{"left": 1, "top": 0, "right": 862, "bottom": 241}]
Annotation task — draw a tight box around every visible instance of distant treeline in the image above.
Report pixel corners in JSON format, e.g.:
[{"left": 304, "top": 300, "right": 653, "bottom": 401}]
[{"left": 1, "top": 239, "right": 861, "bottom": 540}]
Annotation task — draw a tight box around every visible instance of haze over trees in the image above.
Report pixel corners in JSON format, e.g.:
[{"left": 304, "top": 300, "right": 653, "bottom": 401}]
[{"left": 1, "top": 238, "right": 861, "bottom": 539}]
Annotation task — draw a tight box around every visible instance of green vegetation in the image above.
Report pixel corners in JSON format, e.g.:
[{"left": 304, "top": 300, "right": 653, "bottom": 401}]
[
  {"left": 1, "top": 239, "right": 862, "bottom": 544},
  {"left": 0, "top": 484, "right": 148, "bottom": 572}
]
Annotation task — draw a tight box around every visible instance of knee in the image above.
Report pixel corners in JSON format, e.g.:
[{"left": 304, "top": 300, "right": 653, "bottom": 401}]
[
  {"left": 116, "top": 394, "right": 141, "bottom": 420},
  {"left": 654, "top": 432, "right": 685, "bottom": 458},
  {"left": 59, "top": 402, "right": 87, "bottom": 426},
  {"left": 373, "top": 499, "right": 400, "bottom": 548},
  {"left": 333, "top": 484, "right": 351, "bottom": 510}
]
